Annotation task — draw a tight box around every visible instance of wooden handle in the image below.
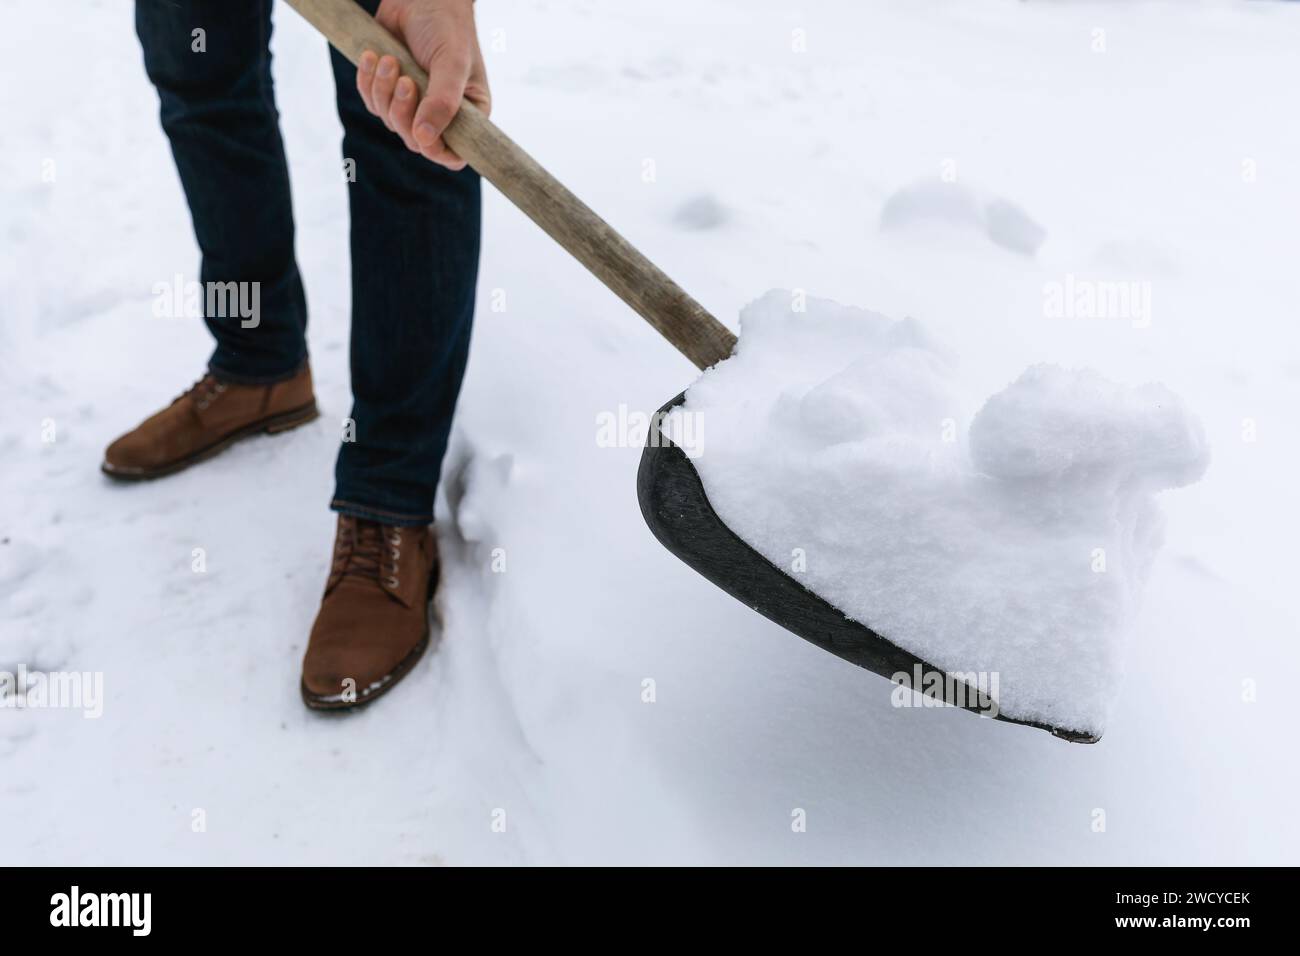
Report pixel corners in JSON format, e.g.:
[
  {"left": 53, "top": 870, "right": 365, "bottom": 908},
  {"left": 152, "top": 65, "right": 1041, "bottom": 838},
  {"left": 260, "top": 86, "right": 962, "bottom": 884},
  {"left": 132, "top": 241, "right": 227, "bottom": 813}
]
[{"left": 282, "top": 0, "right": 736, "bottom": 370}]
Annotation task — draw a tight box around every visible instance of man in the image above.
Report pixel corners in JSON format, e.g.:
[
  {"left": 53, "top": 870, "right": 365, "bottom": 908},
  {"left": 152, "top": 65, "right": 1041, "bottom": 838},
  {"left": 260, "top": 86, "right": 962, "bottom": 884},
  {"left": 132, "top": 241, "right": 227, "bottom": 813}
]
[{"left": 106, "top": 0, "right": 489, "bottom": 708}]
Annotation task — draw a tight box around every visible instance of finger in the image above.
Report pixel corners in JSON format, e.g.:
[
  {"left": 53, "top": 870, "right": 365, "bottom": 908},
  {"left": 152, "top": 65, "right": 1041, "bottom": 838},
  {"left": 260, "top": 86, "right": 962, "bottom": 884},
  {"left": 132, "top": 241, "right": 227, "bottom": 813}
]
[
  {"left": 422, "top": 138, "right": 467, "bottom": 171},
  {"left": 355, "top": 50, "right": 379, "bottom": 115},
  {"left": 465, "top": 42, "right": 491, "bottom": 119},
  {"left": 388, "top": 76, "right": 421, "bottom": 152},
  {"left": 464, "top": 81, "right": 491, "bottom": 119},
  {"left": 413, "top": 55, "right": 470, "bottom": 169},
  {"left": 413, "top": 120, "right": 466, "bottom": 171},
  {"left": 371, "top": 55, "right": 401, "bottom": 130}
]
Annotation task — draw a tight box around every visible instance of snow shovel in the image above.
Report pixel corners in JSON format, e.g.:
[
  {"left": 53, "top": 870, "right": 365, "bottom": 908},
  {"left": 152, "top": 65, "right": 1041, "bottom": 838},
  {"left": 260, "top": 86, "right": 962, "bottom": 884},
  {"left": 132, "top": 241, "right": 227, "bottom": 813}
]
[{"left": 285, "top": 0, "right": 1096, "bottom": 744}]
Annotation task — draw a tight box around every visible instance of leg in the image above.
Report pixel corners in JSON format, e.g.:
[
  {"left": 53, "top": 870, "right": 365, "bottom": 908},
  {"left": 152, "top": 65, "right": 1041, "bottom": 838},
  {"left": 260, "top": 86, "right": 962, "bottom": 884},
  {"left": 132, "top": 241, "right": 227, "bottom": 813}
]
[
  {"left": 105, "top": 1, "right": 318, "bottom": 480},
  {"left": 135, "top": 0, "right": 307, "bottom": 382},
  {"left": 327, "top": 0, "right": 482, "bottom": 526},
  {"left": 307, "top": 1, "right": 480, "bottom": 710}
]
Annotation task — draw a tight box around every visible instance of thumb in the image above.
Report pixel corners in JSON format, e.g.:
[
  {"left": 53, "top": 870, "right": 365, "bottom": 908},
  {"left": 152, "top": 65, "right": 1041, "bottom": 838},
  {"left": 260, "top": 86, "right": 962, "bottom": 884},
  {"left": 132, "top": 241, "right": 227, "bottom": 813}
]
[{"left": 412, "top": 53, "right": 471, "bottom": 170}]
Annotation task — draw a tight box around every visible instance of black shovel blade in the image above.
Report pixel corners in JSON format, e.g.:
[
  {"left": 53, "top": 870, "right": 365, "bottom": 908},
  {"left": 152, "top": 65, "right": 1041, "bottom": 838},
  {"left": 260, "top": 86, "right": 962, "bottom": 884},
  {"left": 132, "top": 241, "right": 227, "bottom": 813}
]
[{"left": 637, "top": 393, "right": 1098, "bottom": 744}]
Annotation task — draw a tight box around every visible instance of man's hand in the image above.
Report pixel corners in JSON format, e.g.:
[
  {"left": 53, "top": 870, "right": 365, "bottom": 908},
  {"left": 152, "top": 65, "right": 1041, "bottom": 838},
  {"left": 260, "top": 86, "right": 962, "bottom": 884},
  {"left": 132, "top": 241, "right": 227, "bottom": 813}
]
[{"left": 356, "top": 0, "right": 489, "bottom": 171}]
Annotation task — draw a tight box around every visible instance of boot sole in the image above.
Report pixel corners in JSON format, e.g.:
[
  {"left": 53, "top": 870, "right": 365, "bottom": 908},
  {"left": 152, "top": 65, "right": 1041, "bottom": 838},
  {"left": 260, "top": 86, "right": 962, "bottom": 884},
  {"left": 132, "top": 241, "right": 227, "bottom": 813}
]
[
  {"left": 300, "top": 569, "right": 443, "bottom": 712},
  {"left": 101, "top": 399, "right": 320, "bottom": 482}
]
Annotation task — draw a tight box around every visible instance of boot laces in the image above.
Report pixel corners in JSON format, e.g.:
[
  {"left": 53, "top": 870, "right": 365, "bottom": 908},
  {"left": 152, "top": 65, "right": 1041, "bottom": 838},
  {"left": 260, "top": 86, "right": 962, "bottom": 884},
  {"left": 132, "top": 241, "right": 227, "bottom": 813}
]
[
  {"left": 334, "top": 518, "right": 403, "bottom": 588},
  {"left": 179, "top": 374, "right": 228, "bottom": 411}
]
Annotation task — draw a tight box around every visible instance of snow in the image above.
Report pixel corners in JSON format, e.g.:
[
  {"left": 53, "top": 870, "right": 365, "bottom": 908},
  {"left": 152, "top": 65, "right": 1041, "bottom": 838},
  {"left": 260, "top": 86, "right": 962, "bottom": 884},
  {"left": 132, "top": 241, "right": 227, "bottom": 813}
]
[
  {"left": 676, "top": 293, "right": 1208, "bottom": 736},
  {"left": 881, "top": 178, "right": 1047, "bottom": 255},
  {"left": 3, "top": 0, "right": 1299, "bottom": 864}
]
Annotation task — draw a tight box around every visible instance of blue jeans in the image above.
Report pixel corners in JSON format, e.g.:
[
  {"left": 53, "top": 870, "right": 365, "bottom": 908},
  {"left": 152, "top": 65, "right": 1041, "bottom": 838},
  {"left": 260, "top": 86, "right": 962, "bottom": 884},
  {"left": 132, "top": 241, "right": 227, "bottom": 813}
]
[{"left": 135, "top": 0, "right": 481, "bottom": 526}]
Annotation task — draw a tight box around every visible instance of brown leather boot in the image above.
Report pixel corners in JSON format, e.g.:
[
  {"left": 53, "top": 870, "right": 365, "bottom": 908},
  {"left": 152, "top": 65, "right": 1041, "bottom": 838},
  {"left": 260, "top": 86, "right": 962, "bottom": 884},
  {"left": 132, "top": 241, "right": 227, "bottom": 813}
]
[
  {"left": 102, "top": 364, "right": 318, "bottom": 480},
  {"left": 301, "top": 515, "right": 439, "bottom": 710}
]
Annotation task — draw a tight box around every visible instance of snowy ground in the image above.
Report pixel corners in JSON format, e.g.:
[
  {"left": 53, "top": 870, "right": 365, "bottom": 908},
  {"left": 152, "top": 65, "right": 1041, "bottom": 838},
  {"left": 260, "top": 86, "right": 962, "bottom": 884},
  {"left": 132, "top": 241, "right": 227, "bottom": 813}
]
[{"left": 3, "top": 0, "right": 1298, "bottom": 864}]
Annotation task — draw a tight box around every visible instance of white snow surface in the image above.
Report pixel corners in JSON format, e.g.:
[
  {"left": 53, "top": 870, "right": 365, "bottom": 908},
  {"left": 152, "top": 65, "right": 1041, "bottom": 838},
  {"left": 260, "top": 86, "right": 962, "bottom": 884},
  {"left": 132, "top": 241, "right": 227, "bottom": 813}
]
[
  {"left": 3, "top": 0, "right": 1299, "bottom": 864},
  {"left": 880, "top": 178, "right": 1047, "bottom": 255},
  {"left": 675, "top": 291, "right": 1209, "bottom": 735}
]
